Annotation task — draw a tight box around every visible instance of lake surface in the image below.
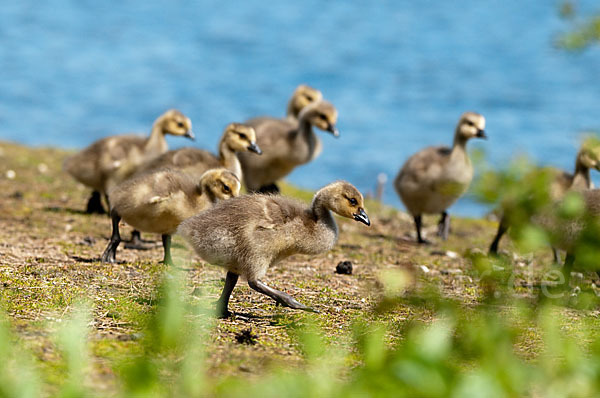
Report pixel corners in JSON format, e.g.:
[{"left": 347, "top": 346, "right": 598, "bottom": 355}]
[{"left": 1, "top": 1, "right": 600, "bottom": 216}]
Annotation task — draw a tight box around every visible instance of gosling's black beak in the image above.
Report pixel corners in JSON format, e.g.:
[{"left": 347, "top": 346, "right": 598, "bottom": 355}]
[
  {"left": 248, "top": 142, "right": 262, "bottom": 155},
  {"left": 185, "top": 130, "right": 196, "bottom": 140},
  {"left": 326, "top": 124, "right": 340, "bottom": 138},
  {"left": 353, "top": 208, "right": 370, "bottom": 226},
  {"left": 476, "top": 129, "right": 487, "bottom": 139}
]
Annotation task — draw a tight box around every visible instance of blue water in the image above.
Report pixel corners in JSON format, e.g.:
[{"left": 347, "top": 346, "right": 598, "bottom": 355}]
[{"left": 2, "top": 1, "right": 600, "bottom": 216}]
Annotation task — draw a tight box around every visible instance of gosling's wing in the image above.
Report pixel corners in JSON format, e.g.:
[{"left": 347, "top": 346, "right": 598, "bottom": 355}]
[
  {"left": 398, "top": 146, "right": 452, "bottom": 189},
  {"left": 172, "top": 148, "right": 220, "bottom": 168}
]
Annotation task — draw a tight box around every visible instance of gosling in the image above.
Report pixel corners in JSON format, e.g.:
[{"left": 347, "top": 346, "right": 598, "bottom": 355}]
[
  {"left": 246, "top": 84, "right": 323, "bottom": 125},
  {"left": 394, "top": 112, "right": 486, "bottom": 243},
  {"left": 135, "top": 123, "right": 261, "bottom": 181},
  {"left": 64, "top": 109, "right": 194, "bottom": 214},
  {"left": 540, "top": 189, "right": 600, "bottom": 280},
  {"left": 239, "top": 100, "right": 339, "bottom": 194},
  {"left": 177, "top": 181, "right": 370, "bottom": 318},
  {"left": 489, "top": 143, "right": 600, "bottom": 256},
  {"left": 101, "top": 168, "right": 240, "bottom": 265}
]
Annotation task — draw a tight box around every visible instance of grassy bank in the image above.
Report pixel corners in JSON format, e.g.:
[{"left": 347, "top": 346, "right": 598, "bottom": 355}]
[{"left": 2, "top": 141, "right": 600, "bottom": 396}]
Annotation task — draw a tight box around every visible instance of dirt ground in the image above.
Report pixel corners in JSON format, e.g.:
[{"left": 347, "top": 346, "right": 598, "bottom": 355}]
[{"left": 2, "top": 141, "right": 596, "bottom": 393}]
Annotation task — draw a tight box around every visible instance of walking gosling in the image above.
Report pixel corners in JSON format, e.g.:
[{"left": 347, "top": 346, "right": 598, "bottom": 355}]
[
  {"left": 489, "top": 143, "right": 600, "bottom": 255},
  {"left": 177, "top": 180, "right": 370, "bottom": 318},
  {"left": 239, "top": 100, "right": 339, "bottom": 193},
  {"left": 135, "top": 123, "right": 261, "bottom": 180},
  {"left": 101, "top": 168, "right": 240, "bottom": 265},
  {"left": 64, "top": 109, "right": 194, "bottom": 214},
  {"left": 394, "top": 112, "right": 486, "bottom": 243}
]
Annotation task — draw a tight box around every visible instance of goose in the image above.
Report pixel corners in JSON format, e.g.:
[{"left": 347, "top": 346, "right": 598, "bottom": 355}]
[
  {"left": 177, "top": 180, "right": 370, "bottom": 318},
  {"left": 64, "top": 109, "right": 194, "bottom": 214},
  {"left": 239, "top": 100, "right": 339, "bottom": 194},
  {"left": 101, "top": 168, "right": 240, "bottom": 265},
  {"left": 135, "top": 123, "right": 261, "bottom": 181},
  {"left": 489, "top": 143, "right": 600, "bottom": 257},
  {"left": 394, "top": 112, "right": 486, "bottom": 243}
]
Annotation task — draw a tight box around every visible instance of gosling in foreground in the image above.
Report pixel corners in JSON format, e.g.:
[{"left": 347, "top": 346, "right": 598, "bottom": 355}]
[
  {"left": 101, "top": 168, "right": 240, "bottom": 265},
  {"left": 177, "top": 181, "right": 370, "bottom": 318},
  {"left": 394, "top": 112, "right": 486, "bottom": 243}
]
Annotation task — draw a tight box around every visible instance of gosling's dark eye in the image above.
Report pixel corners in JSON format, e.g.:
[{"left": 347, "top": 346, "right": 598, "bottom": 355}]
[
  {"left": 465, "top": 120, "right": 474, "bottom": 127},
  {"left": 238, "top": 133, "right": 248, "bottom": 140},
  {"left": 305, "top": 94, "right": 314, "bottom": 101},
  {"left": 177, "top": 122, "right": 185, "bottom": 128},
  {"left": 348, "top": 198, "right": 358, "bottom": 206},
  {"left": 223, "top": 184, "right": 231, "bottom": 193},
  {"left": 319, "top": 114, "right": 328, "bottom": 121}
]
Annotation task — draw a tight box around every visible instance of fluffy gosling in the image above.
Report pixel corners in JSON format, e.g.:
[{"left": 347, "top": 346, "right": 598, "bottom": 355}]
[
  {"left": 136, "top": 123, "right": 261, "bottom": 181},
  {"left": 246, "top": 84, "right": 322, "bottom": 126},
  {"left": 101, "top": 168, "right": 239, "bottom": 265},
  {"left": 489, "top": 143, "right": 600, "bottom": 257},
  {"left": 177, "top": 181, "right": 370, "bottom": 318},
  {"left": 239, "top": 100, "right": 339, "bottom": 193},
  {"left": 63, "top": 109, "right": 194, "bottom": 214},
  {"left": 394, "top": 112, "right": 486, "bottom": 243}
]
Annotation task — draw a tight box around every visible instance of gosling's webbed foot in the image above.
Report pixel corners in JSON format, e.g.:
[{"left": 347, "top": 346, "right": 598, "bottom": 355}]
[
  {"left": 101, "top": 250, "right": 116, "bottom": 264},
  {"left": 124, "top": 230, "right": 156, "bottom": 250},
  {"left": 417, "top": 237, "right": 432, "bottom": 245},
  {"left": 248, "top": 280, "right": 316, "bottom": 313},
  {"left": 216, "top": 307, "right": 233, "bottom": 319},
  {"left": 86, "top": 191, "right": 106, "bottom": 215},
  {"left": 160, "top": 257, "right": 174, "bottom": 267}
]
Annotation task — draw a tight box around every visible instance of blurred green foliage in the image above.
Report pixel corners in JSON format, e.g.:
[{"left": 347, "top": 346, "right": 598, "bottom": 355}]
[
  {"left": 558, "top": 2, "right": 600, "bottom": 50},
  {"left": 3, "top": 262, "right": 600, "bottom": 397}
]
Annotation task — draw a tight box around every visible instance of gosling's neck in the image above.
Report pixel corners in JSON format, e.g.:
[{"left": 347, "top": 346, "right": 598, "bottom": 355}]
[
  {"left": 145, "top": 122, "right": 168, "bottom": 157},
  {"left": 286, "top": 99, "right": 299, "bottom": 120},
  {"left": 293, "top": 117, "right": 319, "bottom": 155},
  {"left": 451, "top": 132, "right": 470, "bottom": 164},
  {"left": 310, "top": 191, "right": 336, "bottom": 229},
  {"left": 572, "top": 160, "right": 592, "bottom": 190},
  {"left": 218, "top": 141, "right": 242, "bottom": 180}
]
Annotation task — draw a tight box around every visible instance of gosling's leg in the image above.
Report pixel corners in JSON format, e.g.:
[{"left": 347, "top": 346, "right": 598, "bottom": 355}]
[
  {"left": 86, "top": 191, "right": 106, "bottom": 214},
  {"left": 161, "top": 234, "right": 173, "bottom": 266},
  {"left": 103, "top": 193, "right": 111, "bottom": 215},
  {"left": 563, "top": 252, "right": 575, "bottom": 288},
  {"left": 124, "top": 230, "right": 154, "bottom": 250},
  {"left": 216, "top": 272, "right": 239, "bottom": 318},
  {"left": 437, "top": 211, "right": 450, "bottom": 240},
  {"left": 413, "top": 215, "right": 430, "bottom": 244},
  {"left": 257, "top": 183, "right": 280, "bottom": 195},
  {"left": 248, "top": 280, "right": 317, "bottom": 312},
  {"left": 101, "top": 212, "right": 121, "bottom": 263},
  {"left": 551, "top": 247, "right": 561, "bottom": 264},
  {"left": 489, "top": 216, "right": 509, "bottom": 254}
]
